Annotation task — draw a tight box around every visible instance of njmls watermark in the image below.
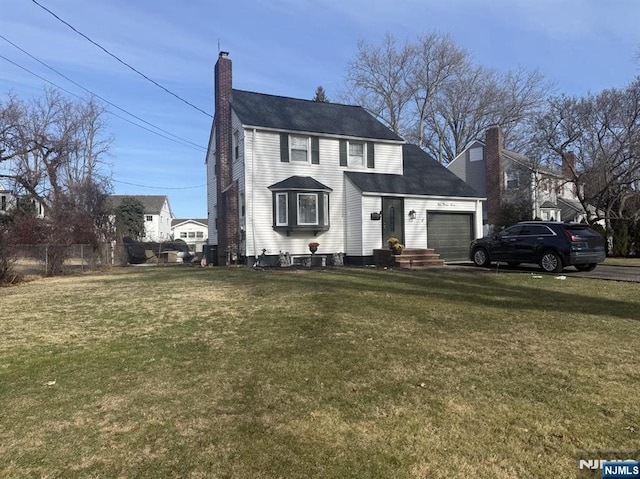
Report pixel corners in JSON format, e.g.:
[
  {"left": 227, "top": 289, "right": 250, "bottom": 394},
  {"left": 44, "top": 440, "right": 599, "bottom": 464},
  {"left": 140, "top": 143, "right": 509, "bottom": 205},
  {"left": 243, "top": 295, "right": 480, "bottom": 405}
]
[{"left": 577, "top": 450, "right": 640, "bottom": 479}]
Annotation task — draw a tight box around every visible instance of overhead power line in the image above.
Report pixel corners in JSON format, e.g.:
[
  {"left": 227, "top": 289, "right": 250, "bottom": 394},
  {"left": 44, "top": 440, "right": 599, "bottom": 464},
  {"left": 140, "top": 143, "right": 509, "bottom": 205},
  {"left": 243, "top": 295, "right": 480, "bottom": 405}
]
[
  {"left": 0, "top": 54, "right": 205, "bottom": 151},
  {"left": 113, "top": 179, "right": 206, "bottom": 190},
  {"left": 29, "top": 0, "right": 213, "bottom": 119},
  {"left": 0, "top": 34, "right": 206, "bottom": 152}
]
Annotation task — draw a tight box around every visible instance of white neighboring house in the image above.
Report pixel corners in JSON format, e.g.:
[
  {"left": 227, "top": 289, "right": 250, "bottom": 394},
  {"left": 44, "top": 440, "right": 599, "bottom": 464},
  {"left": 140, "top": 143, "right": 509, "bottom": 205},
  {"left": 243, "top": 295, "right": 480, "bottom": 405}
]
[
  {"left": 206, "top": 52, "right": 485, "bottom": 265},
  {"left": 0, "top": 180, "right": 46, "bottom": 218},
  {"left": 109, "top": 195, "right": 174, "bottom": 242},
  {"left": 0, "top": 181, "right": 12, "bottom": 215},
  {"left": 171, "top": 218, "right": 208, "bottom": 252}
]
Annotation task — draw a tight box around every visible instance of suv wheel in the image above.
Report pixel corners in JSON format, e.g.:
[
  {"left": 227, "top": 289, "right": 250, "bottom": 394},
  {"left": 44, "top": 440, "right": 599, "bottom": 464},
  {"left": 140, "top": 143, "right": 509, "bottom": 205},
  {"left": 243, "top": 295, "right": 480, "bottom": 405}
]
[
  {"left": 472, "top": 247, "right": 491, "bottom": 267},
  {"left": 575, "top": 263, "right": 597, "bottom": 272},
  {"left": 539, "top": 251, "right": 563, "bottom": 273}
]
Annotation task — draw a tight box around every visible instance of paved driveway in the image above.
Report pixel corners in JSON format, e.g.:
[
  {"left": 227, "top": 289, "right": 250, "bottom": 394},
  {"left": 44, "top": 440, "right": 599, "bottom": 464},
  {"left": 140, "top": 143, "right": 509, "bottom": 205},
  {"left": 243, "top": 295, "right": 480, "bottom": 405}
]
[{"left": 450, "top": 263, "right": 640, "bottom": 283}]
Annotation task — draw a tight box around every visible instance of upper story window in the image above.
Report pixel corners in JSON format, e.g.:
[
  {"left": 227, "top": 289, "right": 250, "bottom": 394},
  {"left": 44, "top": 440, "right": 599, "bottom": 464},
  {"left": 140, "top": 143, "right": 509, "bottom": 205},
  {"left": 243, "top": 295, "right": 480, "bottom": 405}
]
[
  {"left": 280, "top": 133, "right": 320, "bottom": 164},
  {"left": 340, "top": 139, "right": 374, "bottom": 169},
  {"left": 506, "top": 171, "right": 519, "bottom": 189},
  {"left": 145, "top": 215, "right": 153, "bottom": 222},
  {"left": 469, "top": 147, "right": 483, "bottom": 162},
  {"left": 290, "top": 135, "right": 309, "bottom": 162},
  {"left": 349, "top": 141, "right": 364, "bottom": 167},
  {"left": 233, "top": 130, "right": 240, "bottom": 160}
]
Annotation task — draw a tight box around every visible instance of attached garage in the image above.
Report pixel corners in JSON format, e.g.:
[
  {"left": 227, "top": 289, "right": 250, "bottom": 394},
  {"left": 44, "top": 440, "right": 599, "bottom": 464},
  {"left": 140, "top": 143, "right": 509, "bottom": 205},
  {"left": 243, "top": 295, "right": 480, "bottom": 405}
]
[{"left": 427, "top": 212, "right": 474, "bottom": 262}]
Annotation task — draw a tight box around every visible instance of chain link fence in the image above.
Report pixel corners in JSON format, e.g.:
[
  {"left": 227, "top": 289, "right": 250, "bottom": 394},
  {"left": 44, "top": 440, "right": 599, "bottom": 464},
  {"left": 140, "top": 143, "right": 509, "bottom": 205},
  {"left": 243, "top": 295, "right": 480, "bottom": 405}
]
[{"left": 8, "top": 243, "right": 127, "bottom": 277}]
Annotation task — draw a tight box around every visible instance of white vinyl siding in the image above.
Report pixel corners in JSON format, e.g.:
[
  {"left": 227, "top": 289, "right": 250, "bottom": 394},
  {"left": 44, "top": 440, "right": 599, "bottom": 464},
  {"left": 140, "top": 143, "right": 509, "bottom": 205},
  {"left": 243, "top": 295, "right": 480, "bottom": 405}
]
[
  {"left": 206, "top": 121, "right": 218, "bottom": 245},
  {"left": 345, "top": 178, "right": 364, "bottom": 255}
]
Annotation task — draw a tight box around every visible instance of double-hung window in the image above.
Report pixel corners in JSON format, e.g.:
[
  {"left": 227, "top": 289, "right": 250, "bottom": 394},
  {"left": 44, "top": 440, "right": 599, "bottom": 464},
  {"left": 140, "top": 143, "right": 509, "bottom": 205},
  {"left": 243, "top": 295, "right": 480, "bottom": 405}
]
[
  {"left": 290, "top": 135, "right": 309, "bottom": 162},
  {"left": 339, "top": 139, "right": 374, "bottom": 168},
  {"left": 349, "top": 141, "right": 364, "bottom": 167},
  {"left": 280, "top": 134, "right": 320, "bottom": 164},
  {"left": 506, "top": 171, "right": 519, "bottom": 189}
]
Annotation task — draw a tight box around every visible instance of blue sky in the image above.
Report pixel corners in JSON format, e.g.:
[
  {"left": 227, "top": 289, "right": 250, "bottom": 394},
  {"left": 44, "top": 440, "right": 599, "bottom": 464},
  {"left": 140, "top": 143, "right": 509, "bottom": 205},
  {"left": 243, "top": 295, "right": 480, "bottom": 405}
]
[{"left": 1, "top": 0, "right": 639, "bottom": 218}]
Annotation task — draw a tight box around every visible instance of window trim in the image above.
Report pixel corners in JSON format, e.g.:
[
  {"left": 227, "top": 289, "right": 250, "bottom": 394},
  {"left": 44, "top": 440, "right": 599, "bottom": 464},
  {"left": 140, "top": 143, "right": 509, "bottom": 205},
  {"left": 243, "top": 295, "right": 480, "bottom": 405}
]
[
  {"left": 505, "top": 171, "right": 519, "bottom": 189},
  {"left": 276, "top": 192, "right": 288, "bottom": 226},
  {"left": 297, "top": 192, "right": 318, "bottom": 225},
  {"left": 290, "top": 135, "right": 310, "bottom": 163},
  {"left": 348, "top": 141, "right": 365, "bottom": 167}
]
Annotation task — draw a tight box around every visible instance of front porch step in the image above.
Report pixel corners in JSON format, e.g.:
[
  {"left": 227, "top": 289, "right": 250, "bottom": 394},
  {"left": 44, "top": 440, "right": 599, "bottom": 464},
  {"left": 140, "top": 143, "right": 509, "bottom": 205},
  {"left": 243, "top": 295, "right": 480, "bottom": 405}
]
[
  {"left": 394, "top": 247, "right": 445, "bottom": 268},
  {"left": 373, "top": 248, "right": 446, "bottom": 268}
]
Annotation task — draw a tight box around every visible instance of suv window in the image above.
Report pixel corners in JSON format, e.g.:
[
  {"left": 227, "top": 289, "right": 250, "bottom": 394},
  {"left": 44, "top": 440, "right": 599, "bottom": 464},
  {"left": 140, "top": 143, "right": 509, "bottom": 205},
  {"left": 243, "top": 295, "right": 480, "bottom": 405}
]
[
  {"left": 502, "top": 225, "right": 524, "bottom": 236},
  {"left": 565, "top": 225, "right": 600, "bottom": 237},
  {"left": 521, "top": 225, "right": 553, "bottom": 236}
]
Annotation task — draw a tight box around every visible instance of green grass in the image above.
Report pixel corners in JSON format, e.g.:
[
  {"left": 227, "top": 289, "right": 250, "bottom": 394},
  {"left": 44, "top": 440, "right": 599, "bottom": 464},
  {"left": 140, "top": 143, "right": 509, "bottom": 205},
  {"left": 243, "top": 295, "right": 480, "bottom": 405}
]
[
  {"left": 604, "top": 256, "right": 640, "bottom": 266},
  {"left": 1, "top": 266, "right": 639, "bottom": 478}
]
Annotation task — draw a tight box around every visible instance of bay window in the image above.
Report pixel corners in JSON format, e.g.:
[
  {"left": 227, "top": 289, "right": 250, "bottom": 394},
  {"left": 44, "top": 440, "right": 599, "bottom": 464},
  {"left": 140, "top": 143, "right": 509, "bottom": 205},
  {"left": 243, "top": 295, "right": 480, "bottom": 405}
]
[{"left": 269, "top": 176, "right": 332, "bottom": 234}]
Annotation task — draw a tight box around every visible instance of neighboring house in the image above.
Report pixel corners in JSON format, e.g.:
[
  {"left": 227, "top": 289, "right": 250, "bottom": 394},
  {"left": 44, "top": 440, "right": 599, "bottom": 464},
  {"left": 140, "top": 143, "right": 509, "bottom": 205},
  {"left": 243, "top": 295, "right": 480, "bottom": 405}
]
[
  {"left": 206, "top": 52, "right": 484, "bottom": 265},
  {"left": 447, "top": 125, "right": 590, "bottom": 231},
  {"left": 171, "top": 218, "right": 208, "bottom": 253},
  {"left": 0, "top": 181, "right": 45, "bottom": 218},
  {"left": 0, "top": 181, "right": 11, "bottom": 215},
  {"left": 109, "top": 195, "right": 174, "bottom": 242}
]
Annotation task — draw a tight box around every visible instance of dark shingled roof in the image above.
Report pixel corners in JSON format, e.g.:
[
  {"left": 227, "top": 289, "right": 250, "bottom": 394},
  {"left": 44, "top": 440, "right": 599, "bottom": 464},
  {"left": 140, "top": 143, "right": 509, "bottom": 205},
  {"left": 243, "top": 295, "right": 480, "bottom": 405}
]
[
  {"left": 108, "top": 195, "right": 169, "bottom": 215},
  {"left": 346, "top": 144, "right": 482, "bottom": 197},
  {"left": 268, "top": 176, "right": 332, "bottom": 191},
  {"left": 231, "top": 89, "right": 403, "bottom": 142}
]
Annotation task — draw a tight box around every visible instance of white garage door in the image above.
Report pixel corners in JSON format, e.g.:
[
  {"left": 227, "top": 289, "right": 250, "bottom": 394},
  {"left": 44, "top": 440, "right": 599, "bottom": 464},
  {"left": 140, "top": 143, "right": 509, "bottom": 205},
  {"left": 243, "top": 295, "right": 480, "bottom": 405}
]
[{"left": 427, "top": 213, "right": 473, "bottom": 262}]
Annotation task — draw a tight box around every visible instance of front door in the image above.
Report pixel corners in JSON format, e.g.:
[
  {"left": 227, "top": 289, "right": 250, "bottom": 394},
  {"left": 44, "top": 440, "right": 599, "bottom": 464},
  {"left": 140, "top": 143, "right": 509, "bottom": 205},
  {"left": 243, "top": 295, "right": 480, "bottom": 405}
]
[{"left": 382, "top": 197, "right": 404, "bottom": 246}]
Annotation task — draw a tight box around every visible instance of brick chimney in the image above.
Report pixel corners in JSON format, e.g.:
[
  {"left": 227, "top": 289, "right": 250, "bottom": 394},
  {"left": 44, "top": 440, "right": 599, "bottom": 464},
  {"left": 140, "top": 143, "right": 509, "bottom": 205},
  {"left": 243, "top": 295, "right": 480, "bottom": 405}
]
[
  {"left": 562, "top": 151, "right": 577, "bottom": 198},
  {"left": 562, "top": 151, "right": 576, "bottom": 179},
  {"left": 485, "top": 125, "right": 503, "bottom": 225},
  {"left": 214, "top": 52, "right": 239, "bottom": 265}
]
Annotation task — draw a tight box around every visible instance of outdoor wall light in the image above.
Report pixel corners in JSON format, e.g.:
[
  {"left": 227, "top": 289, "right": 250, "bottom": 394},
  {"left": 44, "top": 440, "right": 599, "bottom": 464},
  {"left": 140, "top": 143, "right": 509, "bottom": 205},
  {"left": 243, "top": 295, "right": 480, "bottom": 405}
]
[
  {"left": 408, "top": 209, "right": 416, "bottom": 220},
  {"left": 370, "top": 211, "right": 382, "bottom": 221}
]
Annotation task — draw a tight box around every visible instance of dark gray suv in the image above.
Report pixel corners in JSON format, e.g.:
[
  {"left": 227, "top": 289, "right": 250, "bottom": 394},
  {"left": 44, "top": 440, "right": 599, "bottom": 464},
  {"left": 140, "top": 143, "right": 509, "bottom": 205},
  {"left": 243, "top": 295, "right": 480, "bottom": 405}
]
[{"left": 470, "top": 221, "right": 606, "bottom": 273}]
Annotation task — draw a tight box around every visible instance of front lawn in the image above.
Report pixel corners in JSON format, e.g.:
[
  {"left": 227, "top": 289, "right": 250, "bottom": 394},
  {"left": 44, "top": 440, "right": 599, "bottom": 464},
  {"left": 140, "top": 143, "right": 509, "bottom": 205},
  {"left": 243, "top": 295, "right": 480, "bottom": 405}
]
[{"left": 1, "top": 267, "right": 638, "bottom": 478}]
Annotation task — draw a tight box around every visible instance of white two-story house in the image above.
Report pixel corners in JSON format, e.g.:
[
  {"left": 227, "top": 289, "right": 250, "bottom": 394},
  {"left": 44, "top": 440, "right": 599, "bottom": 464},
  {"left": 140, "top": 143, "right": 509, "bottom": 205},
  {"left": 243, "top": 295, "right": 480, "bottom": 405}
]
[
  {"left": 206, "top": 52, "right": 484, "bottom": 265},
  {"left": 109, "top": 195, "right": 174, "bottom": 242},
  {"left": 171, "top": 218, "right": 207, "bottom": 253}
]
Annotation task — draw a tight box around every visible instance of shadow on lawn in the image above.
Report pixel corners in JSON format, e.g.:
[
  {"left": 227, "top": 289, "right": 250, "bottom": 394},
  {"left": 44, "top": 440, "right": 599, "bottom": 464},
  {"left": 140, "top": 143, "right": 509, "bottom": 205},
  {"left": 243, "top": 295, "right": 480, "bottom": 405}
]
[{"left": 262, "top": 268, "right": 638, "bottom": 323}]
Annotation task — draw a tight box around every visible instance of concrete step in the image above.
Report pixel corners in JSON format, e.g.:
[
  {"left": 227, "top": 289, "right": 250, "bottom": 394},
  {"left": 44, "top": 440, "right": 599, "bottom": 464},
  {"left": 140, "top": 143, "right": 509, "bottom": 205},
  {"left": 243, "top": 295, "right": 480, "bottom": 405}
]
[{"left": 394, "top": 248, "right": 445, "bottom": 268}]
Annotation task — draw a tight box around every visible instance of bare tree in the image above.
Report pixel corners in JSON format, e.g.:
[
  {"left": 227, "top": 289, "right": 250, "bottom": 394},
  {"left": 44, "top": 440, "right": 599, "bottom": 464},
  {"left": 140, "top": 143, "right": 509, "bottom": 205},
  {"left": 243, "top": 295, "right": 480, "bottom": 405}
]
[
  {"left": 407, "top": 32, "right": 467, "bottom": 146},
  {"left": 0, "top": 87, "right": 113, "bottom": 274},
  {"left": 344, "top": 33, "right": 415, "bottom": 134},
  {"left": 530, "top": 79, "right": 640, "bottom": 229},
  {"left": 343, "top": 32, "right": 552, "bottom": 164}
]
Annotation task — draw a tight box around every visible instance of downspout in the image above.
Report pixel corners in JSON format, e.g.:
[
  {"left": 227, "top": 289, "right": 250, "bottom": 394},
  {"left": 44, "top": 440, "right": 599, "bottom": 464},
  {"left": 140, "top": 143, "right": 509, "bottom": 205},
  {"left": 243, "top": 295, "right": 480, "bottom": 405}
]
[{"left": 251, "top": 128, "right": 257, "bottom": 260}]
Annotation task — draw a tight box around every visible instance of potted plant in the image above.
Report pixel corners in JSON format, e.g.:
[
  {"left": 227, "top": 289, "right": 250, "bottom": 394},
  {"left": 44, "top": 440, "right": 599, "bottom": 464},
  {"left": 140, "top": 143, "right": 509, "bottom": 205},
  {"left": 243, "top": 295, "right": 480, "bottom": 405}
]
[
  {"left": 387, "top": 237, "right": 404, "bottom": 255},
  {"left": 308, "top": 241, "right": 319, "bottom": 254}
]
